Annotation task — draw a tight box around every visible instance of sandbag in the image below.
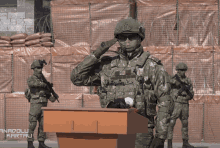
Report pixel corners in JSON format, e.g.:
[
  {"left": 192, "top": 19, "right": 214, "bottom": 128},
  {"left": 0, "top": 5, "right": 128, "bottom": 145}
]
[
  {"left": 0, "top": 40, "right": 10, "bottom": 44},
  {"left": 41, "top": 33, "right": 52, "bottom": 38},
  {"left": 11, "top": 33, "right": 28, "bottom": 40},
  {"left": 29, "top": 44, "right": 42, "bottom": 47},
  {"left": 0, "top": 44, "right": 11, "bottom": 47},
  {"left": 12, "top": 44, "right": 26, "bottom": 47},
  {"left": 25, "top": 32, "right": 42, "bottom": 41},
  {"left": 25, "top": 39, "right": 40, "bottom": 46},
  {"left": 0, "top": 47, "right": 13, "bottom": 50},
  {"left": 40, "top": 37, "right": 52, "bottom": 42},
  {"left": 41, "top": 42, "right": 54, "bottom": 47},
  {"left": 0, "top": 36, "right": 11, "bottom": 41},
  {"left": 11, "top": 39, "right": 25, "bottom": 44}
]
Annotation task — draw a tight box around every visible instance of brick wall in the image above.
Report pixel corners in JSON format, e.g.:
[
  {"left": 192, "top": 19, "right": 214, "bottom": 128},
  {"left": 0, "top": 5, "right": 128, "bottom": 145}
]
[{"left": 0, "top": 0, "right": 34, "bottom": 36}]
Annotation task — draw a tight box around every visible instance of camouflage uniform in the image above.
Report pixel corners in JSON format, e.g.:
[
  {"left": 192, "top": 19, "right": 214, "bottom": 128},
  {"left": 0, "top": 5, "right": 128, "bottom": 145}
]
[
  {"left": 167, "top": 63, "right": 194, "bottom": 148},
  {"left": 71, "top": 19, "right": 172, "bottom": 148},
  {"left": 26, "top": 60, "right": 56, "bottom": 148},
  {"left": 71, "top": 18, "right": 173, "bottom": 148}
]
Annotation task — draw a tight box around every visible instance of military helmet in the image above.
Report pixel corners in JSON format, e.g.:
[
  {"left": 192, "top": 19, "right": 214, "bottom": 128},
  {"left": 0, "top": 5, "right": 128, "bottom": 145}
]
[
  {"left": 114, "top": 17, "right": 145, "bottom": 41},
  {"left": 31, "top": 60, "right": 47, "bottom": 69},
  {"left": 176, "top": 62, "right": 188, "bottom": 70}
]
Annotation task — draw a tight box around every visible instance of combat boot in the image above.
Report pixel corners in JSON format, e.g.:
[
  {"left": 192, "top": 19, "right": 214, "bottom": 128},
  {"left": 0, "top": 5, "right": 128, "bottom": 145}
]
[
  {"left": 27, "top": 141, "right": 35, "bottom": 148},
  {"left": 38, "top": 141, "right": 51, "bottom": 148},
  {"left": 182, "top": 139, "right": 194, "bottom": 148},
  {"left": 167, "top": 139, "right": 172, "bottom": 148}
]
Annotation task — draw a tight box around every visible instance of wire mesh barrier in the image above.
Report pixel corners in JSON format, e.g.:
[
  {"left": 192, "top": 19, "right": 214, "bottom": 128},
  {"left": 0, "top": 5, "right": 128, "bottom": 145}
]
[
  {"left": 4, "top": 94, "right": 33, "bottom": 141},
  {"left": 137, "top": 3, "right": 177, "bottom": 46},
  {"left": 204, "top": 102, "right": 220, "bottom": 143},
  {"left": 50, "top": 3, "right": 90, "bottom": 47},
  {"left": 51, "top": 47, "right": 90, "bottom": 93},
  {"left": 0, "top": 50, "right": 13, "bottom": 93},
  {"left": 90, "top": 3, "right": 130, "bottom": 52},
  {"left": 136, "top": 0, "right": 219, "bottom": 47},
  {"left": 177, "top": 4, "right": 218, "bottom": 46}
]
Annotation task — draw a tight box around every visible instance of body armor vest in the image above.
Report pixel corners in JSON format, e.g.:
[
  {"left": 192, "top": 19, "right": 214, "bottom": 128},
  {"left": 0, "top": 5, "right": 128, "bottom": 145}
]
[{"left": 99, "top": 52, "right": 157, "bottom": 116}]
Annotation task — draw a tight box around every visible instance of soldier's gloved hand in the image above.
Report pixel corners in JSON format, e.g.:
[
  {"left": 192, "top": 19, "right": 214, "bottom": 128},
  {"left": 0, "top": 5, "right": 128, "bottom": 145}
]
[
  {"left": 39, "top": 82, "right": 47, "bottom": 88},
  {"left": 130, "top": 107, "right": 139, "bottom": 113},
  {"left": 93, "top": 38, "right": 117, "bottom": 59},
  {"left": 175, "top": 79, "right": 181, "bottom": 86},
  {"left": 39, "top": 91, "right": 45, "bottom": 97},
  {"left": 185, "top": 95, "right": 191, "bottom": 100}
]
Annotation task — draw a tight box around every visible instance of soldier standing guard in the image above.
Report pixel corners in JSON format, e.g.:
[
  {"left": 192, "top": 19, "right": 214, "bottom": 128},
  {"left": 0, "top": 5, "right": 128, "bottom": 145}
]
[
  {"left": 167, "top": 63, "right": 194, "bottom": 148},
  {"left": 25, "top": 60, "right": 58, "bottom": 148},
  {"left": 71, "top": 17, "right": 173, "bottom": 148}
]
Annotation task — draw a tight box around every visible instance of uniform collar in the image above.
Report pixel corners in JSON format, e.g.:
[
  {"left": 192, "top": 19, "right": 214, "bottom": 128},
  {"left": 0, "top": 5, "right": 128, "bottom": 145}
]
[
  {"left": 33, "top": 73, "right": 44, "bottom": 79},
  {"left": 118, "top": 45, "right": 143, "bottom": 61},
  {"left": 111, "top": 46, "right": 150, "bottom": 68}
]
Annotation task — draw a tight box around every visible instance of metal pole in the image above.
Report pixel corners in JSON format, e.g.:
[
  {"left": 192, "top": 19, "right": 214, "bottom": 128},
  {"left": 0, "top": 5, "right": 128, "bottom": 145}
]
[
  {"left": 201, "top": 103, "right": 205, "bottom": 142},
  {"left": 129, "top": 0, "right": 136, "bottom": 19},
  {"left": 218, "top": 0, "right": 219, "bottom": 45},
  {"left": 176, "top": 0, "right": 179, "bottom": 46},
  {"left": 50, "top": 48, "right": 53, "bottom": 83},
  {"left": 89, "top": 2, "right": 93, "bottom": 94},
  {"left": 11, "top": 54, "right": 14, "bottom": 93},
  {"left": 4, "top": 94, "right": 6, "bottom": 140},
  {"left": 213, "top": 46, "right": 215, "bottom": 94},
  {"left": 50, "top": 7, "right": 55, "bottom": 45},
  {"left": 172, "top": 46, "right": 174, "bottom": 75}
]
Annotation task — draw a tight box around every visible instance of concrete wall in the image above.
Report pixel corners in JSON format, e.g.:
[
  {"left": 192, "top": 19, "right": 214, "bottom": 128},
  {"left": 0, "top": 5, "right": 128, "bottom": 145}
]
[{"left": 0, "top": 0, "right": 34, "bottom": 37}]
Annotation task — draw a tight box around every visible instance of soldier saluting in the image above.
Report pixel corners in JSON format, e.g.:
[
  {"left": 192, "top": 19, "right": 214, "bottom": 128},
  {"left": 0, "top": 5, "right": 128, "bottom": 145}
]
[
  {"left": 167, "top": 63, "right": 194, "bottom": 148},
  {"left": 25, "top": 59, "right": 59, "bottom": 148},
  {"left": 71, "top": 17, "right": 173, "bottom": 148}
]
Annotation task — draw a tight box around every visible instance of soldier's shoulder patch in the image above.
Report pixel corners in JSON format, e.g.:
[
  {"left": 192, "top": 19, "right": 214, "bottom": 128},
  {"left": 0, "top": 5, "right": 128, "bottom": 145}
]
[{"left": 148, "top": 55, "right": 161, "bottom": 64}]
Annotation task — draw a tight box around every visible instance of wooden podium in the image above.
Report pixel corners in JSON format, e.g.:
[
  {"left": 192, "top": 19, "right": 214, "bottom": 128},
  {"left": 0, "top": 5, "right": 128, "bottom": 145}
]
[{"left": 42, "top": 107, "right": 148, "bottom": 148}]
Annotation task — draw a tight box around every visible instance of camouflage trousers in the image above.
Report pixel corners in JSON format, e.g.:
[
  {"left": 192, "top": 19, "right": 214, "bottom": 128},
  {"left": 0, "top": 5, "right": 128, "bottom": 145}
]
[
  {"left": 27, "top": 103, "right": 47, "bottom": 142},
  {"left": 167, "top": 102, "right": 189, "bottom": 140},
  {"left": 155, "top": 99, "right": 173, "bottom": 140},
  {"left": 135, "top": 116, "right": 154, "bottom": 148}
]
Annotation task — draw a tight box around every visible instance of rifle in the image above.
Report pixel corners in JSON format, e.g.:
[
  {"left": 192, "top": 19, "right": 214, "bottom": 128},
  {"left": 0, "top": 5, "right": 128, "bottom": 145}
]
[
  {"left": 39, "top": 60, "right": 60, "bottom": 103},
  {"left": 174, "top": 74, "right": 194, "bottom": 100},
  {"left": 46, "top": 82, "right": 60, "bottom": 103}
]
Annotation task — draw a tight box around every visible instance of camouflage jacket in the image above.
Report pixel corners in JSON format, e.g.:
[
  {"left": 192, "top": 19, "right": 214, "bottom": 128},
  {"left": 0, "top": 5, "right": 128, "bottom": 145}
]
[
  {"left": 71, "top": 46, "right": 171, "bottom": 116},
  {"left": 170, "top": 74, "right": 194, "bottom": 104},
  {"left": 27, "top": 73, "right": 52, "bottom": 103}
]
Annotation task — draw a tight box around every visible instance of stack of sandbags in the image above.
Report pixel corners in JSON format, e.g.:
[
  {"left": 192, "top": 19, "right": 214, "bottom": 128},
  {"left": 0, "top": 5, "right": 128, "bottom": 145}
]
[
  {"left": 0, "top": 36, "right": 11, "bottom": 48},
  {"left": 40, "top": 33, "right": 54, "bottom": 47},
  {"left": 25, "top": 32, "right": 42, "bottom": 47},
  {"left": 10, "top": 33, "right": 28, "bottom": 47}
]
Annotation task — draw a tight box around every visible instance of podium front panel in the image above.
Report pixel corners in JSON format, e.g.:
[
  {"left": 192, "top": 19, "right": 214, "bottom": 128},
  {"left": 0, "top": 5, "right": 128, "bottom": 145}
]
[{"left": 44, "top": 110, "right": 128, "bottom": 134}]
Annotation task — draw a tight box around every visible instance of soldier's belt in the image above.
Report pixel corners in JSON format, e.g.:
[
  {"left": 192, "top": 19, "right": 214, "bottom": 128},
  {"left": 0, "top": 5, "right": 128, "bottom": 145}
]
[{"left": 31, "top": 95, "right": 39, "bottom": 99}]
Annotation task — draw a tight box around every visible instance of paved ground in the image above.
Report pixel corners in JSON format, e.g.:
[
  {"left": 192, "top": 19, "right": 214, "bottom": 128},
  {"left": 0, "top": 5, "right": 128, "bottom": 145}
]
[{"left": 0, "top": 141, "right": 219, "bottom": 148}]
